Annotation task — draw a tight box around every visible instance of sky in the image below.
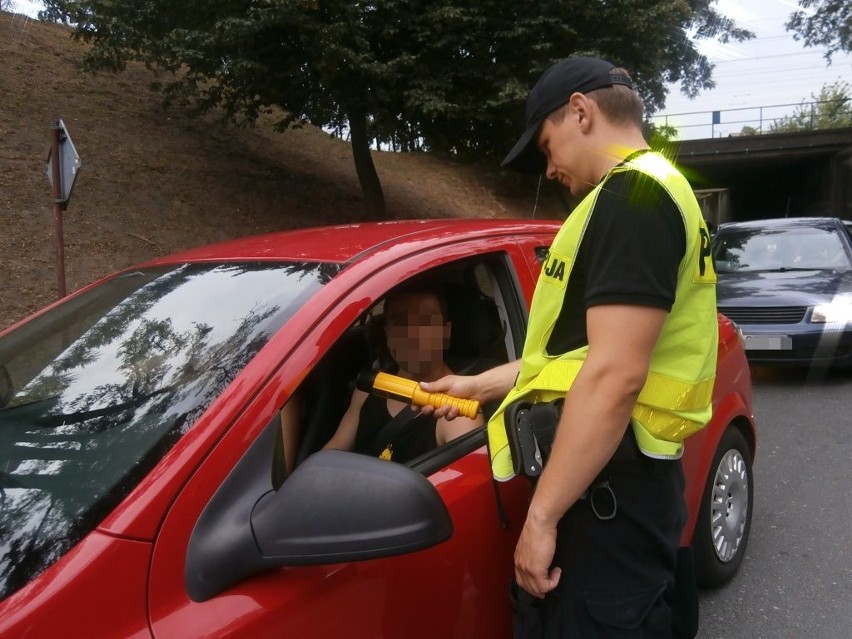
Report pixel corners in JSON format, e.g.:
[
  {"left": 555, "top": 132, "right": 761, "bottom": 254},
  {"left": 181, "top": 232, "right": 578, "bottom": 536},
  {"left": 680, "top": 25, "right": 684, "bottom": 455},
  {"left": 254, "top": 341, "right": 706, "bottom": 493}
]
[
  {"left": 7, "top": 0, "right": 851, "bottom": 140},
  {"left": 656, "top": 0, "right": 852, "bottom": 139}
]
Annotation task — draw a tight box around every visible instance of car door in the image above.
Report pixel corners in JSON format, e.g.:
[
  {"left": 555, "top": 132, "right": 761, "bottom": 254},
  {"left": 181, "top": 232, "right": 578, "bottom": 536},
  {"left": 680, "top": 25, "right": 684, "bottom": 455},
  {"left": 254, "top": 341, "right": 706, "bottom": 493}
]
[{"left": 147, "top": 236, "right": 541, "bottom": 639}]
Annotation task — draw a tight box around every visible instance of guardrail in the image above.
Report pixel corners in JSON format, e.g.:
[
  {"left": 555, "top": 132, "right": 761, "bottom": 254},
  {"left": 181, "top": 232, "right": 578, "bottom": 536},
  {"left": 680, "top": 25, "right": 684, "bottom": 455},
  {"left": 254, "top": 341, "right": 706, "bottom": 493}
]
[{"left": 650, "top": 99, "right": 852, "bottom": 140}]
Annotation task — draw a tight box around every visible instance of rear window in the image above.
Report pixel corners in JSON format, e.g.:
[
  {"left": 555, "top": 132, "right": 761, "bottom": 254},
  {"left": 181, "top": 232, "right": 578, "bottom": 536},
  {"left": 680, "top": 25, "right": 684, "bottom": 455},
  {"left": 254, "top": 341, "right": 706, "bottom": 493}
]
[{"left": 0, "top": 261, "right": 339, "bottom": 601}]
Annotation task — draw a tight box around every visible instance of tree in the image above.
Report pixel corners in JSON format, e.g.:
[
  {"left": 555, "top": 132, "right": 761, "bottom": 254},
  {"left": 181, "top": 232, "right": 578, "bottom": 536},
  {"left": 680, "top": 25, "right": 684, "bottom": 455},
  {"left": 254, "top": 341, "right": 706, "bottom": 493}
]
[
  {"left": 40, "top": 1, "right": 751, "bottom": 220},
  {"left": 786, "top": 0, "right": 852, "bottom": 61},
  {"left": 770, "top": 81, "right": 852, "bottom": 132}
]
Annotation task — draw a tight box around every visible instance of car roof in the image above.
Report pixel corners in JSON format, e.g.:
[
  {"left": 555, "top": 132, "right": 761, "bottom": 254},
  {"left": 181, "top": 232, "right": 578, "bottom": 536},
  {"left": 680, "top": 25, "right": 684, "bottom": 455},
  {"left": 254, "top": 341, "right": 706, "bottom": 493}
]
[
  {"left": 716, "top": 217, "right": 843, "bottom": 232},
  {"left": 141, "top": 219, "right": 561, "bottom": 266}
]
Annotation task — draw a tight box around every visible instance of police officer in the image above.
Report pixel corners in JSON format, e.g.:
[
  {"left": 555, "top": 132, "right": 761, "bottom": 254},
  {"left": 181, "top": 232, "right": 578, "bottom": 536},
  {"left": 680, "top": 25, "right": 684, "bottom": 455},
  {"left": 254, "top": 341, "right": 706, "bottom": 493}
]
[{"left": 421, "top": 56, "right": 717, "bottom": 638}]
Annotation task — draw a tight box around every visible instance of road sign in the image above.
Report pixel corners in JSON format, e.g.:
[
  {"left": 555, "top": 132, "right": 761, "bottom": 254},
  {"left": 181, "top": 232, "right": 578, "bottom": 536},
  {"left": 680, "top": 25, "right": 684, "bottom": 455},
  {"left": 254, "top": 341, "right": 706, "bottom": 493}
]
[{"left": 45, "top": 119, "right": 82, "bottom": 209}]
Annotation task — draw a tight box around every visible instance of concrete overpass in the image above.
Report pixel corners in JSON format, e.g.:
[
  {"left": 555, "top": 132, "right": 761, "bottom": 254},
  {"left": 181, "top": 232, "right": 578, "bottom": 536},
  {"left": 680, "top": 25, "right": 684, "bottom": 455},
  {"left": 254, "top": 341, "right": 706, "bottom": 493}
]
[{"left": 673, "top": 128, "right": 852, "bottom": 225}]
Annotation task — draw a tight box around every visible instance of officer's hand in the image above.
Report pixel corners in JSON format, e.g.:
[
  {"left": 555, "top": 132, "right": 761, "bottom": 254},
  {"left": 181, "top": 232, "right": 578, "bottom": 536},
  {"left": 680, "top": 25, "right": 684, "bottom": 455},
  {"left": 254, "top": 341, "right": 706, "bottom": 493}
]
[
  {"left": 514, "top": 516, "right": 561, "bottom": 599},
  {"left": 418, "top": 375, "right": 480, "bottom": 420}
]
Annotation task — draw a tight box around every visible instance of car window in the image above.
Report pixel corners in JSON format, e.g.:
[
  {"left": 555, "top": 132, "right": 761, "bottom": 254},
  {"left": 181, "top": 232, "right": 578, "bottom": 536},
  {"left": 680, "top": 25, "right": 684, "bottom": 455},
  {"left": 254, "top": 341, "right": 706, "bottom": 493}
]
[
  {"left": 276, "top": 253, "right": 526, "bottom": 480},
  {"left": 0, "top": 261, "right": 339, "bottom": 601},
  {"left": 713, "top": 227, "right": 851, "bottom": 272}
]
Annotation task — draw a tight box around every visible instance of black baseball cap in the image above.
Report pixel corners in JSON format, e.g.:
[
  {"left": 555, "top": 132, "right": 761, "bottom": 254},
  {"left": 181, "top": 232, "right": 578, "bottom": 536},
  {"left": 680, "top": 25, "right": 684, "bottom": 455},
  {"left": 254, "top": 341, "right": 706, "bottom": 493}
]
[{"left": 501, "top": 56, "right": 633, "bottom": 174}]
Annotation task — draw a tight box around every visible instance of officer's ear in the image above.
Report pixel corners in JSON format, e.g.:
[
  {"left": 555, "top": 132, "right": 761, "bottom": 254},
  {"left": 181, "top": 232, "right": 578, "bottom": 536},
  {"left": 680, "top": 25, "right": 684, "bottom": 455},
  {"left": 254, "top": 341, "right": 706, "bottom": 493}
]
[{"left": 569, "top": 93, "right": 593, "bottom": 132}]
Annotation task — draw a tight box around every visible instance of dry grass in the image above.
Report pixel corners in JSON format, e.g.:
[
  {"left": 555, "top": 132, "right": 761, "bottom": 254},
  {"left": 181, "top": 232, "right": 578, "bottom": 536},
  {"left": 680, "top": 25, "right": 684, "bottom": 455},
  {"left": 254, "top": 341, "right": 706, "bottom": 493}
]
[{"left": 0, "top": 11, "right": 567, "bottom": 330}]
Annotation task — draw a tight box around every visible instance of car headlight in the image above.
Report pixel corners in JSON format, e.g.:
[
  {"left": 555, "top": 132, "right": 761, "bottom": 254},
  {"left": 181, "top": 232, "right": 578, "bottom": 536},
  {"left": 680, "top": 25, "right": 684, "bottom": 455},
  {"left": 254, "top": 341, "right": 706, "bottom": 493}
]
[{"left": 811, "top": 300, "right": 852, "bottom": 324}]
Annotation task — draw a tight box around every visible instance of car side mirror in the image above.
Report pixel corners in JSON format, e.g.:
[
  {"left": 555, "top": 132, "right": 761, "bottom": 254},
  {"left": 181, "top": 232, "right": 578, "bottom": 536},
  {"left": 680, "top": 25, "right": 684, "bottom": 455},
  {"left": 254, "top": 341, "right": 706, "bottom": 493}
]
[{"left": 185, "top": 423, "right": 452, "bottom": 602}]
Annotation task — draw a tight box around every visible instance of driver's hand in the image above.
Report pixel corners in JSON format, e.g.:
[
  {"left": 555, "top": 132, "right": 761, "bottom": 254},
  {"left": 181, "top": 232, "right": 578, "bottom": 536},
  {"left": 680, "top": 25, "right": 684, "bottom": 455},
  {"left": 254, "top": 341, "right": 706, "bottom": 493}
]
[{"left": 418, "top": 375, "right": 480, "bottom": 420}]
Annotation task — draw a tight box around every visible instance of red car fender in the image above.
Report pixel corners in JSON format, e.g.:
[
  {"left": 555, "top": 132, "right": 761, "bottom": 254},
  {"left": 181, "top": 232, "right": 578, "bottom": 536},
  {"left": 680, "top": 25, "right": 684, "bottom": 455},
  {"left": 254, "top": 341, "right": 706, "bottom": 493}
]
[
  {"left": 0, "top": 534, "right": 152, "bottom": 639},
  {"left": 680, "top": 314, "right": 756, "bottom": 546}
]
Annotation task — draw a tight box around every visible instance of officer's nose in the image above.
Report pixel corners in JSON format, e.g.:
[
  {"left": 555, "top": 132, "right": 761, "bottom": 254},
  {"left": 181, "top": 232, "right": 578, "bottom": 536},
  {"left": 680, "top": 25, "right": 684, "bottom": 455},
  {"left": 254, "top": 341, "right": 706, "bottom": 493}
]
[{"left": 545, "top": 161, "right": 558, "bottom": 181}]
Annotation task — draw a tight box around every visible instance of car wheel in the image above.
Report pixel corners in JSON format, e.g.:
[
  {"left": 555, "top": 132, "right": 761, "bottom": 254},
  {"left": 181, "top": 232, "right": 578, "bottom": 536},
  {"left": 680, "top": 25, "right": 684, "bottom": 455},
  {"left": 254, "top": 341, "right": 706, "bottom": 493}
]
[{"left": 694, "top": 427, "right": 753, "bottom": 588}]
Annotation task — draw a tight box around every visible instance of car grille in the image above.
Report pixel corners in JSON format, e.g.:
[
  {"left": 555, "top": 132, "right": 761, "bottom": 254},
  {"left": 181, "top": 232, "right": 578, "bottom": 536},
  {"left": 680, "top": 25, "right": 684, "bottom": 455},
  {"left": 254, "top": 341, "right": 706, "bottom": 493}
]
[{"left": 718, "top": 306, "right": 808, "bottom": 324}]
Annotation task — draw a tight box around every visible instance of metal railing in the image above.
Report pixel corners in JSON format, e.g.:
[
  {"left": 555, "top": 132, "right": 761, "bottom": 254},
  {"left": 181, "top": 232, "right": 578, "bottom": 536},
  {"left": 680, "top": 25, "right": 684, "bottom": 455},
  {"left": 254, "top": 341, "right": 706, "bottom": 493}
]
[{"left": 650, "top": 99, "right": 852, "bottom": 140}]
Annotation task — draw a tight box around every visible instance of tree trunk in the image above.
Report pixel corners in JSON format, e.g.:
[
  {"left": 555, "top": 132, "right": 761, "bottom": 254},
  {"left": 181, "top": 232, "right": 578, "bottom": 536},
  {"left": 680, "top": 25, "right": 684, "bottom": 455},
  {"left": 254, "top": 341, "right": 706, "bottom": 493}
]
[{"left": 347, "top": 108, "right": 386, "bottom": 221}]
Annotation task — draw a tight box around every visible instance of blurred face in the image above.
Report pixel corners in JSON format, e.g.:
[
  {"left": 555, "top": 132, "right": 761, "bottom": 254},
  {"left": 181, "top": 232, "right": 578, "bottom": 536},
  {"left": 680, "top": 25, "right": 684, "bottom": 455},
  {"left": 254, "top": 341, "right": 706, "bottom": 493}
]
[{"left": 384, "top": 292, "right": 450, "bottom": 378}]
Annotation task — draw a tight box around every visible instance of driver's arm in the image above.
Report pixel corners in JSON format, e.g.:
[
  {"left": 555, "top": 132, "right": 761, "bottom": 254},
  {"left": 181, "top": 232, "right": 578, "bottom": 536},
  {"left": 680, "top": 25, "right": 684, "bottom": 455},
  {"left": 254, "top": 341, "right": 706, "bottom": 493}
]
[{"left": 323, "top": 389, "right": 369, "bottom": 451}]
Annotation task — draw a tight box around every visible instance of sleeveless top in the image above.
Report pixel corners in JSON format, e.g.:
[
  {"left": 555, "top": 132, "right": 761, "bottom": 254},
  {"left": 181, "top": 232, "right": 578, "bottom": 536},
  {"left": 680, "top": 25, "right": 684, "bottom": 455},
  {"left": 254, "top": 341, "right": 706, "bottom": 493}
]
[{"left": 354, "top": 394, "right": 439, "bottom": 463}]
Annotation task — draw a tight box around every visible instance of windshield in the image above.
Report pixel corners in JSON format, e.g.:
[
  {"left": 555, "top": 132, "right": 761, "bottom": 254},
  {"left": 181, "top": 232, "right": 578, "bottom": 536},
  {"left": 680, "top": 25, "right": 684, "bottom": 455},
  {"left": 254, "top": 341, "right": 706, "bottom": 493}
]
[
  {"left": 713, "top": 226, "right": 852, "bottom": 273},
  {"left": 0, "top": 261, "right": 340, "bottom": 601}
]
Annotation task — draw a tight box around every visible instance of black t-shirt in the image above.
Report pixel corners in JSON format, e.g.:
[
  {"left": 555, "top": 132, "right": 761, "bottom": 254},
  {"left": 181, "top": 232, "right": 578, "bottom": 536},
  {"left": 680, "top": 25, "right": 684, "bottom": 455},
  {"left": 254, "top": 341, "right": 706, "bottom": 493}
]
[
  {"left": 546, "top": 162, "right": 687, "bottom": 355},
  {"left": 354, "top": 393, "right": 438, "bottom": 464}
]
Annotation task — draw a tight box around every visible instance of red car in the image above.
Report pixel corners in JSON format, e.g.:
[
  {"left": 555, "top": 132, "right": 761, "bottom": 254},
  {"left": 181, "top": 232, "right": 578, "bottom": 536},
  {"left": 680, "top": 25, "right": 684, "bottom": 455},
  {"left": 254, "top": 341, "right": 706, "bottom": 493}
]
[{"left": 0, "top": 220, "right": 756, "bottom": 638}]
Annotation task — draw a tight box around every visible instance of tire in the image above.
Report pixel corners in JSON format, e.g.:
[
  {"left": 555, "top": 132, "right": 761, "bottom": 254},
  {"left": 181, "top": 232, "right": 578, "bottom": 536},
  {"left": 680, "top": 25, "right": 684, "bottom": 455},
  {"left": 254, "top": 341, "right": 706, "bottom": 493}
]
[{"left": 693, "top": 427, "right": 754, "bottom": 588}]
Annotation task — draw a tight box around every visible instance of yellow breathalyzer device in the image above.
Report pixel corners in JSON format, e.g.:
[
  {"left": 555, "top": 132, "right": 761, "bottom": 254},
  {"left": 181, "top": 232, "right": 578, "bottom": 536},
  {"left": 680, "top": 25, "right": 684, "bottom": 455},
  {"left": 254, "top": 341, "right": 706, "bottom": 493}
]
[{"left": 357, "top": 371, "right": 480, "bottom": 419}]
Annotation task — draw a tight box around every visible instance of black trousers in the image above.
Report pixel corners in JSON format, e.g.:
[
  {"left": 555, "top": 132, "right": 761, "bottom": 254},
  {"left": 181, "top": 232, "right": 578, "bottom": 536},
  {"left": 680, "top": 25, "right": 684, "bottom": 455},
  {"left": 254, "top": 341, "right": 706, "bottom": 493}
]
[{"left": 512, "top": 430, "right": 699, "bottom": 639}]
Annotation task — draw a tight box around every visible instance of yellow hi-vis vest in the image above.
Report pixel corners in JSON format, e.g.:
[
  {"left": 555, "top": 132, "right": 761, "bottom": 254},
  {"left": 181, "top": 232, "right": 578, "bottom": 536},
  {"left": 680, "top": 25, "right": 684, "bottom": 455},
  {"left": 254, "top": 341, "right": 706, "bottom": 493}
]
[{"left": 487, "top": 151, "right": 718, "bottom": 481}]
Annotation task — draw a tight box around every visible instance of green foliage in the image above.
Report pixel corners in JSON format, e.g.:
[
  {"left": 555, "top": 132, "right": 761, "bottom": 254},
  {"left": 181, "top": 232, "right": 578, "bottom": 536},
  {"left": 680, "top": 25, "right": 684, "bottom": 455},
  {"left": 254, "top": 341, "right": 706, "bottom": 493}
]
[
  {"left": 647, "top": 122, "right": 679, "bottom": 142},
  {"left": 645, "top": 121, "right": 679, "bottom": 163},
  {"left": 39, "top": 0, "right": 751, "bottom": 162},
  {"left": 786, "top": 0, "right": 852, "bottom": 61},
  {"left": 770, "top": 81, "right": 852, "bottom": 132},
  {"left": 37, "top": 1, "right": 752, "bottom": 219}
]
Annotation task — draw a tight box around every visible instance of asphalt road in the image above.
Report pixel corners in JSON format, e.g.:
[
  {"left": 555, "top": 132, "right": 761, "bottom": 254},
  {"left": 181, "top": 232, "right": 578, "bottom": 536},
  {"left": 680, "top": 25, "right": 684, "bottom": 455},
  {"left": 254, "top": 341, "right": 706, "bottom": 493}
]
[{"left": 696, "top": 365, "right": 852, "bottom": 639}]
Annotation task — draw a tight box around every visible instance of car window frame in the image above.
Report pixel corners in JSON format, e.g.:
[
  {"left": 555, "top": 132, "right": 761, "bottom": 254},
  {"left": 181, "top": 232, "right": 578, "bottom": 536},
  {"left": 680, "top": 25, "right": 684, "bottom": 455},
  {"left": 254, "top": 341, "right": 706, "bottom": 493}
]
[{"left": 280, "top": 249, "right": 532, "bottom": 479}]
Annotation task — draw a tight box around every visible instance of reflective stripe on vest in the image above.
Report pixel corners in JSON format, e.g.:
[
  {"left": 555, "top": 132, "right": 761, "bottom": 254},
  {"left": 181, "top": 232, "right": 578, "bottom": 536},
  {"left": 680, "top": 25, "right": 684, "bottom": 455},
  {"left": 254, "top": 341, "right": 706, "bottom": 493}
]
[{"left": 487, "top": 151, "right": 718, "bottom": 481}]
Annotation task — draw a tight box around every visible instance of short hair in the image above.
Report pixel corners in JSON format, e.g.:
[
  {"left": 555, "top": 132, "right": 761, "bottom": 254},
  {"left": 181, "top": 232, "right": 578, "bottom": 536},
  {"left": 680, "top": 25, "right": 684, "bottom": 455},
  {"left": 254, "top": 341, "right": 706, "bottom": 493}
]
[
  {"left": 546, "top": 67, "right": 644, "bottom": 128},
  {"left": 384, "top": 280, "right": 448, "bottom": 323}
]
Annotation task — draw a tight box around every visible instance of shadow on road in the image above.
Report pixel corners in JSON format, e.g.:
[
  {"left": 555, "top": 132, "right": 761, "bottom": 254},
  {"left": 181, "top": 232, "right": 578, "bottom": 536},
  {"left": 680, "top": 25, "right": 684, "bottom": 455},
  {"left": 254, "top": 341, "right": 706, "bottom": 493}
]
[{"left": 749, "top": 363, "right": 852, "bottom": 386}]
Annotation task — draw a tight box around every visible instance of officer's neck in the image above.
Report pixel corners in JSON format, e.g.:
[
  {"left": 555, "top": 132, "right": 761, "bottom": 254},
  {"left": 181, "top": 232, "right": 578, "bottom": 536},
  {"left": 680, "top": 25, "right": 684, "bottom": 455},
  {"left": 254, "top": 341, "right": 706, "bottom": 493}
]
[{"left": 590, "top": 125, "right": 649, "bottom": 183}]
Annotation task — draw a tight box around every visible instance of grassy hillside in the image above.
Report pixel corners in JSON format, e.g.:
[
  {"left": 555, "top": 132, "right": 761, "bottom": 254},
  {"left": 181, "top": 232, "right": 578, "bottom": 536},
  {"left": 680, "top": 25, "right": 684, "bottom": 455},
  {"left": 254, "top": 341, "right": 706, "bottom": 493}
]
[{"left": 0, "top": 10, "right": 565, "bottom": 330}]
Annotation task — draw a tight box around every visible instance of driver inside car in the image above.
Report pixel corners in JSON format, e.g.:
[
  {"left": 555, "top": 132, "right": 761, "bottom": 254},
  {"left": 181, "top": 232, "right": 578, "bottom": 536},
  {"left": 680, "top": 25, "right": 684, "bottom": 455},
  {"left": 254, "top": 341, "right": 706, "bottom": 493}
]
[{"left": 324, "top": 282, "right": 483, "bottom": 463}]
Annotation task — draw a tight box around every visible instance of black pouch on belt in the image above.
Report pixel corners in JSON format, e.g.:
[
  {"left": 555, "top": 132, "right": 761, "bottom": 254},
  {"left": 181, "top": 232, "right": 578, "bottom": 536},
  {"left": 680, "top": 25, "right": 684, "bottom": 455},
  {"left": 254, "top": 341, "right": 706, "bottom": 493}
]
[
  {"left": 530, "top": 399, "right": 562, "bottom": 462},
  {"left": 504, "top": 399, "right": 563, "bottom": 478}
]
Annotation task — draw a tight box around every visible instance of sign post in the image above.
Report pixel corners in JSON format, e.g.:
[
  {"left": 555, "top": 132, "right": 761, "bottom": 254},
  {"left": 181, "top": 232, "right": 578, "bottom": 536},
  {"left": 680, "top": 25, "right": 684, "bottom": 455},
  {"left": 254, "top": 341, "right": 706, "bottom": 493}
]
[
  {"left": 711, "top": 110, "right": 721, "bottom": 138},
  {"left": 45, "top": 119, "right": 82, "bottom": 298}
]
